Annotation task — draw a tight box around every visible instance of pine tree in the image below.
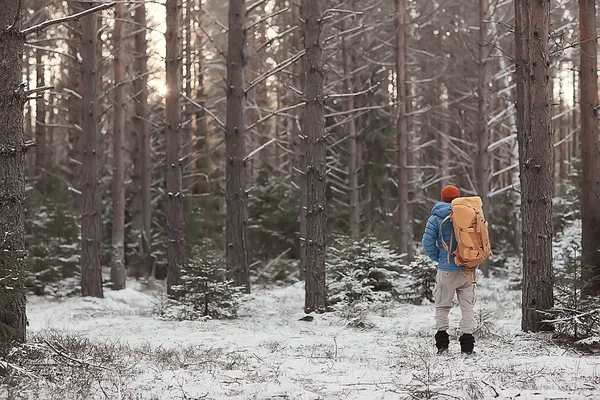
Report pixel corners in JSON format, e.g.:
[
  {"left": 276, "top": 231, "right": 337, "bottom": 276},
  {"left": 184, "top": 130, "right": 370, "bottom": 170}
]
[
  {"left": 0, "top": 0, "right": 28, "bottom": 344},
  {"left": 225, "top": 0, "right": 250, "bottom": 293},
  {"left": 303, "top": 0, "right": 327, "bottom": 313}
]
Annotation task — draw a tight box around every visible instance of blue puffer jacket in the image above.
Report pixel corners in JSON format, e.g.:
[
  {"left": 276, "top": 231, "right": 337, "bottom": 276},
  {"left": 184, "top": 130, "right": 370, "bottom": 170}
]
[{"left": 422, "top": 202, "right": 463, "bottom": 271}]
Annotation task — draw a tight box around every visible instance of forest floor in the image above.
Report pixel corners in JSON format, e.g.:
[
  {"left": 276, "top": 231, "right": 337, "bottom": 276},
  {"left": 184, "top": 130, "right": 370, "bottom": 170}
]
[{"left": 6, "top": 272, "right": 599, "bottom": 400}]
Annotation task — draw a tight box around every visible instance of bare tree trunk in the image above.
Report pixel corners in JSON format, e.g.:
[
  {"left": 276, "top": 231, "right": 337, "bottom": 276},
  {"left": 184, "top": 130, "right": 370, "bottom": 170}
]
[
  {"left": 166, "top": 0, "right": 184, "bottom": 294},
  {"left": 395, "top": 0, "right": 412, "bottom": 261},
  {"left": 66, "top": 1, "right": 82, "bottom": 191},
  {"left": 476, "top": 0, "right": 490, "bottom": 277},
  {"left": 291, "top": 0, "right": 307, "bottom": 280},
  {"left": 0, "top": 1, "right": 28, "bottom": 344},
  {"left": 193, "top": 1, "right": 206, "bottom": 184},
  {"left": 571, "top": 67, "right": 579, "bottom": 160},
  {"left": 34, "top": 29, "right": 46, "bottom": 187},
  {"left": 24, "top": 54, "right": 34, "bottom": 181},
  {"left": 579, "top": 0, "right": 600, "bottom": 294},
  {"left": 342, "top": 12, "right": 360, "bottom": 238},
  {"left": 132, "top": 1, "right": 152, "bottom": 279},
  {"left": 303, "top": 0, "right": 327, "bottom": 313},
  {"left": 517, "top": 0, "right": 554, "bottom": 332},
  {"left": 79, "top": 5, "right": 103, "bottom": 298},
  {"left": 111, "top": 1, "right": 126, "bottom": 289},
  {"left": 183, "top": 0, "right": 193, "bottom": 192},
  {"left": 226, "top": 0, "right": 250, "bottom": 293}
]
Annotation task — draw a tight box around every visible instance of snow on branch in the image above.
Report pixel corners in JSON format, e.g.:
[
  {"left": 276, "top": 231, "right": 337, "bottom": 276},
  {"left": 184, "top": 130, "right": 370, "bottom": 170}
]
[
  {"left": 22, "top": 2, "right": 116, "bottom": 36},
  {"left": 246, "top": 102, "right": 306, "bottom": 131},
  {"left": 244, "top": 138, "right": 276, "bottom": 162},
  {"left": 181, "top": 94, "right": 225, "bottom": 131},
  {"left": 246, "top": 50, "right": 305, "bottom": 93}
]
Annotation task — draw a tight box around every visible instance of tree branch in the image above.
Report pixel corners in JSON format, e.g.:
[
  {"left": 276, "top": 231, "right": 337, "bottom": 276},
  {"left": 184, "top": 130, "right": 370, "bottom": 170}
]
[{"left": 21, "top": 2, "right": 116, "bottom": 36}]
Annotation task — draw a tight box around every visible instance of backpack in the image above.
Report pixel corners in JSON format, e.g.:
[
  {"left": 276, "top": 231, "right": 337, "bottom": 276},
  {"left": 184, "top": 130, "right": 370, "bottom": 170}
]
[{"left": 440, "top": 196, "right": 492, "bottom": 283}]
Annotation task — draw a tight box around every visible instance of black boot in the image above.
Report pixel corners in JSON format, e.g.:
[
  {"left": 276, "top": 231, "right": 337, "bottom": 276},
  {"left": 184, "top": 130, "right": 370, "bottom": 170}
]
[
  {"left": 435, "top": 330, "right": 449, "bottom": 354},
  {"left": 459, "top": 333, "right": 474, "bottom": 354}
]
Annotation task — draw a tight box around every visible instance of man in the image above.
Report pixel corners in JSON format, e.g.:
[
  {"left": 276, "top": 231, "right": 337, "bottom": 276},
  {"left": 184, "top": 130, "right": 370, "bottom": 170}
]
[{"left": 422, "top": 185, "right": 475, "bottom": 354}]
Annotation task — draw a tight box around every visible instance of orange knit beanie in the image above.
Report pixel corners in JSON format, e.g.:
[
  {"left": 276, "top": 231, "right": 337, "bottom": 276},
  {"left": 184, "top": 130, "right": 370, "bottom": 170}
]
[{"left": 441, "top": 185, "right": 460, "bottom": 203}]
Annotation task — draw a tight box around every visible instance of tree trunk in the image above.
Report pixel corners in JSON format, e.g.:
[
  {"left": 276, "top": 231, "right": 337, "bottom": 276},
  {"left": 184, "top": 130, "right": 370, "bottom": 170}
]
[
  {"left": 226, "top": 0, "right": 250, "bottom": 293},
  {"left": 80, "top": 5, "right": 103, "bottom": 298},
  {"left": 303, "top": 0, "right": 327, "bottom": 313},
  {"left": 342, "top": 12, "right": 360, "bottom": 238},
  {"left": 111, "top": 1, "right": 126, "bottom": 290},
  {"left": 66, "top": 1, "right": 81, "bottom": 191},
  {"left": 0, "top": 1, "right": 28, "bottom": 344},
  {"left": 579, "top": 0, "right": 600, "bottom": 294},
  {"left": 166, "top": 0, "right": 184, "bottom": 294},
  {"left": 516, "top": 0, "right": 554, "bottom": 332},
  {"left": 183, "top": 0, "right": 194, "bottom": 193},
  {"left": 34, "top": 29, "right": 46, "bottom": 186},
  {"left": 395, "top": 0, "right": 412, "bottom": 261},
  {"left": 476, "top": 0, "right": 490, "bottom": 277},
  {"left": 292, "top": 0, "right": 307, "bottom": 280},
  {"left": 132, "top": 1, "right": 152, "bottom": 279},
  {"left": 571, "top": 68, "right": 579, "bottom": 160},
  {"left": 24, "top": 53, "right": 34, "bottom": 181}
]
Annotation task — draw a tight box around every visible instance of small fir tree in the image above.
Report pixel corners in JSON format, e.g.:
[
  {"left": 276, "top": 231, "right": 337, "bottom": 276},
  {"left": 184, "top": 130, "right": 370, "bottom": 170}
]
[
  {"left": 404, "top": 253, "right": 437, "bottom": 304},
  {"left": 327, "top": 236, "right": 405, "bottom": 308},
  {"left": 546, "top": 240, "right": 600, "bottom": 340},
  {"left": 158, "top": 248, "right": 244, "bottom": 320}
]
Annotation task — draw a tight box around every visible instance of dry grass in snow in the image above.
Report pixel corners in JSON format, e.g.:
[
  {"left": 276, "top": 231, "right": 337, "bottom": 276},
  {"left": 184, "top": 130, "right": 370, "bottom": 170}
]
[{"left": 1, "top": 277, "right": 599, "bottom": 400}]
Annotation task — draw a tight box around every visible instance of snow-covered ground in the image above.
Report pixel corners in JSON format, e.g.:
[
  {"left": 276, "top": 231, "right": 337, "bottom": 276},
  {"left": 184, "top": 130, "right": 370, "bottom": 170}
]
[{"left": 11, "top": 276, "right": 600, "bottom": 400}]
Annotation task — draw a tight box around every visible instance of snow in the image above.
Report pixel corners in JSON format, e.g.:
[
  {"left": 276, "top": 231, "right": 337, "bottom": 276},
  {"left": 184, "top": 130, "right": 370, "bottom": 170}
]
[{"left": 20, "top": 276, "right": 600, "bottom": 399}]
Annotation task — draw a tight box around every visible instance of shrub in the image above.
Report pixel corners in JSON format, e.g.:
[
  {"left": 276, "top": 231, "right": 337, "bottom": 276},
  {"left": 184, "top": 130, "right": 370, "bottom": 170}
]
[
  {"left": 24, "top": 197, "right": 80, "bottom": 297},
  {"left": 326, "top": 236, "right": 405, "bottom": 308},
  {"left": 156, "top": 248, "right": 244, "bottom": 320},
  {"left": 545, "top": 239, "right": 600, "bottom": 341},
  {"left": 403, "top": 253, "right": 437, "bottom": 304}
]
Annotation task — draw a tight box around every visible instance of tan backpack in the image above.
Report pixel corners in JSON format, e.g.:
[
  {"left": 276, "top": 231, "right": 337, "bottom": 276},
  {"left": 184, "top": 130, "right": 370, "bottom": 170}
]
[{"left": 441, "top": 197, "right": 492, "bottom": 283}]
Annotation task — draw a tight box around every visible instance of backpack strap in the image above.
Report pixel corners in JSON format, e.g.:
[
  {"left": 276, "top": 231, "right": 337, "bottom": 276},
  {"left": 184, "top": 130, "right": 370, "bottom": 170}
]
[{"left": 440, "top": 215, "right": 453, "bottom": 264}]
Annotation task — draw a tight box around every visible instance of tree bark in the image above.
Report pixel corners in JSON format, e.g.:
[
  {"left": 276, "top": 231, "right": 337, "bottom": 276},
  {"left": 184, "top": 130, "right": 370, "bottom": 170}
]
[
  {"left": 395, "top": 0, "right": 412, "bottom": 261},
  {"left": 226, "top": 0, "right": 250, "bottom": 293},
  {"left": 80, "top": 4, "right": 103, "bottom": 298},
  {"left": 476, "top": 0, "right": 490, "bottom": 277},
  {"left": 517, "top": 0, "right": 554, "bottom": 332},
  {"left": 292, "top": 0, "right": 307, "bottom": 280},
  {"left": 578, "top": 0, "right": 600, "bottom": 294},
  {"left": 34, "top": 26, "right": 47, "bottom": 186},
  {"left": 183, "top": 0, "right": 194, "bottom": 193},
  {"left": 0, "top": 0, "right": 28, "bottom": 344},
  {"left": 132, "top": 1, "right": 152, "bottom": 279},
  {"left": 342, "top": 11, "right": 360, "bottom": 238},
  {"left": 303, "top": 0, "right": 327, "bottom": 313},
  {"left": 166, "top": 0, "right": 184, "bottom": 294},
  {"left": 66, "top": 1, "right": 82, "bottom": 191},
  {"left": 111, "top": 1, "right": 126, "bottom": 290}
]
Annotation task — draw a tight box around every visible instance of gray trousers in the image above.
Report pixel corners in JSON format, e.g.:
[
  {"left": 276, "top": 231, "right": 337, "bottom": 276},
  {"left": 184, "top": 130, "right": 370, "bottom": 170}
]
[{"left": 434, "top": 270, "right": 477, "bottom": 334}]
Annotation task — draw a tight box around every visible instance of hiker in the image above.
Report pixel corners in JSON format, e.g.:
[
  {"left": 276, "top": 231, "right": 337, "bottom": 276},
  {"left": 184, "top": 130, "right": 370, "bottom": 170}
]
[{"left": 422, "top": 185, "right": 476, "bottom": 355}]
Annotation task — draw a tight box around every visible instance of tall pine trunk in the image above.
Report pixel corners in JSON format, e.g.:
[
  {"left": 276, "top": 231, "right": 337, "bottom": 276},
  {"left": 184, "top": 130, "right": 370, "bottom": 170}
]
[
  {"left": 80, "top": 5, "right": 103, "bottom": 298},
  {"left": 579, "top": 0, "right": 600, "bottom": 294},
  {"left": 517, "top": 0, "right": 554, "bottom": 332},
  {"left": 395, "top": 0, "right": 412, "bottom": 261},
  {"left": 0, "top": 0, "right": 28, "bottom": 344},
  {"left": 66, "top": 1, "right": 81, "bottom": 191},
  {"left": 476, "top": 0, "right": 490, "bottom": 277},
  {"left": 166, "top": 0, "right": 184, "bottom": 294},
  {"left": 225, "top": 0, "right": 250, "bottom": 293},
  {"left": 111, "top": 1, "right": 126, "bottom": 289},
  {"left": 133, "top": 1, "right": 152, "bottom": 278},
  {"left": 34, "top": 23, "right": 46, "bottom": 187},
  {"left": 303, "top": 0, "right": 327, "bottom": 313},
  {"left": 291, "top": 0, "right": 307, "bottom": 280},
  {"left": 342, "top": 11, "right": 360, "bottom": 238}
]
